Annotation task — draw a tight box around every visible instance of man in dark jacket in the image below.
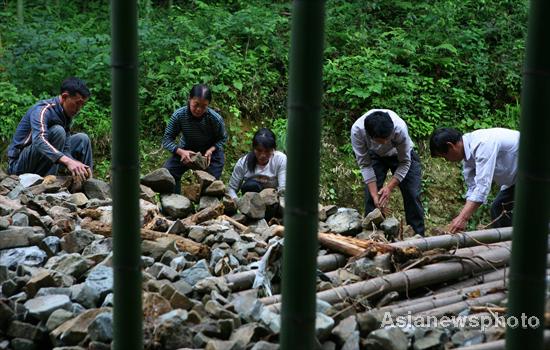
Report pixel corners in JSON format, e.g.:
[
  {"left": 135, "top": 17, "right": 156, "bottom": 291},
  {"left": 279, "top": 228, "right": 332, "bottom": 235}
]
[{"left": 7, "top": 77, "right": 93, "bottom": 181}]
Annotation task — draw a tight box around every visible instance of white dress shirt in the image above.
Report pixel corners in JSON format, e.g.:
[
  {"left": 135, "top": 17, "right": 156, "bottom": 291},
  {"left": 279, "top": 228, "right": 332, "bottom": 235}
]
[{"left": 462, "top": 128, "right": 519, "bottom": 203}]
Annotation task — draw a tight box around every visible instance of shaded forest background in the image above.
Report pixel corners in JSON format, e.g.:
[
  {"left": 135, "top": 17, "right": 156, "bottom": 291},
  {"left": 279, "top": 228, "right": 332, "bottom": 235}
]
[{"left": 0, "top": 0, "right": 527, "bottom": 232}]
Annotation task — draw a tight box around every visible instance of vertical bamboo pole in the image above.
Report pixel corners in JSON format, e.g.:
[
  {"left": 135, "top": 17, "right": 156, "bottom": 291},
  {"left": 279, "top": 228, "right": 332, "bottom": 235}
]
[
  {"left": 111, "top": 1, "right": 142, "bottom": 349},
  {"left": 280, "top": 1, "right": 325, "bottom": 350},
  {"left": 17, "top": 0, "right": 24, "bottom": 24},
  {"left": 506, "top": 1, "right": 550, "bottom": 349}
]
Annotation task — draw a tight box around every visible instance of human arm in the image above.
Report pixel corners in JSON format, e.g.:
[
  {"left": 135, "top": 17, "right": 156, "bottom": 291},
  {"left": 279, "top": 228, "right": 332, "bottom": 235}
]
[
  {"left": 276, "top": 153, "right": 287, "bottom": 195},
  {"left": 448, "top": 200, "right": 482, "bottom": 233},
  {"left": 29, "top": 104, "right": 65, "bottom": 163},
  {"left": 227, "top": 157, "right": 247, "bottom": 199}
]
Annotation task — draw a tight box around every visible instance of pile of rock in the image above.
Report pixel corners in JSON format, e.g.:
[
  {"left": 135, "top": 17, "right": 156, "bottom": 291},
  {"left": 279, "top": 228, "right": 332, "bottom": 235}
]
[{"left": 0, "top": 168, "right": 514, "bottom": 350}]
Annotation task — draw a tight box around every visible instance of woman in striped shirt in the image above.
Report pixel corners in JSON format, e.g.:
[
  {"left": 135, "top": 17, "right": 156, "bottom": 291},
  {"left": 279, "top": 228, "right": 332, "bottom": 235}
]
[
  {"left": 227, "top": 128, "right": 287, "bottom": 199},
  {"left": 162, "top": 84, "right": 227, "bottom": 194}
]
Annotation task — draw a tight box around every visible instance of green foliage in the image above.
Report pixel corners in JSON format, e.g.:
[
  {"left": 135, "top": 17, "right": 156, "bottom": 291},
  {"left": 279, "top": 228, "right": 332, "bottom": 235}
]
[{"left": 0, "top": 0, "right": 528, "bottom": 230}]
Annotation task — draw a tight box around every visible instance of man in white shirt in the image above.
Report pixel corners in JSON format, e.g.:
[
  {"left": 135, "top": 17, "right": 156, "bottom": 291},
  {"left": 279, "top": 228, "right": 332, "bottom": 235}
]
[
  {"left": 429, "top": 127, "right": 519, "bottom": 233},
  {"left": 351, "top": 109, "right": 425, "bottom": 236}
]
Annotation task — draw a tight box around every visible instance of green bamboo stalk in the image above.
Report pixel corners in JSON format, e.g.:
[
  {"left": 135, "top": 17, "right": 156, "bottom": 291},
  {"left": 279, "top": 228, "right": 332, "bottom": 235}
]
[
  {"left": 280, "top": 1, "right": 325, "bottom": 349},
  {"left": 506, "top": 1, "right": 550, "bottom": 349},
  {"left": 111, "top": 1, "right": 142, "bottom": 349},
  {"left": 17, "top": 0, "right": 23, "bottom": 24}
]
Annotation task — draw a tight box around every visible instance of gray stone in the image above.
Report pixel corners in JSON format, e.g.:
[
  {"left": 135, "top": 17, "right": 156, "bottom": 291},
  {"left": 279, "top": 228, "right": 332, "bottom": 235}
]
[
  {"left": 89, "top": 312, "right": 113, "bottom": 343},
  {"left": 161, "top": 193, "right": 194, "bottom": 219},
  {"left": 251, "top": 341, "right": 279, "bottom": 350},
  {"left": 24, "top": 294, "right": 72, "bottom": 321},
  {"left": 68, "top": 193, "right": 88, "bottom": 207},
  {"left": 341, "top": 331, "right": 360, "bottom": 350},
  {"left": 182, "top": 183, "right": 202, "bottom": 203},
  {"left": 7, "top": 321, "right": 41, "bottom": 340},
  {"left": 332, "top": 315, "right": 358, "bottom": 345},
  {"left": 83, "top": 178, "right": 111, "bottom": 200},
  {"left": 44, "top": 254, "right": 94, "bottom": 279},
  {"left": 84, "top": 266, "right": 114, "bottom": 301},
  {"left": 50, "top": 308, "right": 111, "bottom": 346},
  {"left": 381, "top": 217, "right": 400, "bottom": 239},
  {"left": 231, "top": 292, "right": 265, "bottom": 323},
  {"left": 198, "top": 196, "right": 221, "bottom": 211},
  {"left": 142, "top": 237, "right": 176, "bottom": 261},
  {"left": 10, "top": 338, "right": 36, "bottom": 350},
  {"left": 11, "top": 212, "right": 29, "bottom": 227},
  {"left": 0, "top": 246, "right": 47, "bottom": 269},
  {"left": 0, "top": 300, "right": 15, "bottom": 329},
  {"left": 140, "top": 184, "right": 157, "bottom": 203},
  {"left": 166, "top": 219, "right": 186, "bottom": 235},
  {"left": 188, "top": 152, "right": 209, "bottom": 171},
  {"left": 204, "top": 180, "right": 225, "bottom": 197},
  {"left": 0, "top": 227, "right": 34, "bottom": 249},
  {"left": 35, "top": 287, "right": 72, "bottom": 297},
  {"left": 82, "top": 238, "right": 112, "bottom": 256},
  {"left": 316, "top": 312, "right": 335, "bottom": 340},
  {"left": 188, "top": 226, "right": 208, "bottom": 243},
  {"left": 194, "top": 170, "right": 216, "bottom": 191},
  {"left": 362, "top": 208, "right": 385, "bottom": 230},
  {"left": 0, "top": 216, "right": 10, "bottom": 229},
  {"left": 46, "top": 309, "right": 74, "bottom": 331},
  {"left": 158, "top": 309, "right": 188, "bottom": 324},
  {"left": 40, "top": 236, "right": 61, "bottom": 256},
  {"left": 365, "top": 327, "right": 408, "bottom": 350},
  {"left": 229, "top": 323, "right": 270, "bottom": 348},
  {"left": 179, "top": 259, "right": 212, "bottom": 285},
  {"left": 154, "top": 314, "right": 195, "bottom": 349},
  {"left": 451, "top": 329, "right": 485, "bottom": 347},
  {"left": 24, "top": 269, "right": 57, "bottom": 297},
  {"left": 141, "top": 168, "right": 175, "bottom": 194},
  {"left": 204, "top": 340, "right": 238, "bottom": 350},
  {"left": 326, "top": 208, "right": 362, "bottom": 236},
  {"left": 357, "top": 311, "right": 383, "bottom": 336},
  {"left": 19, "top": 174, "right": 43, "bottom": 188},
  {"left": 60, "top": 229, "right": 96, "bottom": 253},
  {"left": 237, "top": 192, "right": 266, "bottom": 219}
]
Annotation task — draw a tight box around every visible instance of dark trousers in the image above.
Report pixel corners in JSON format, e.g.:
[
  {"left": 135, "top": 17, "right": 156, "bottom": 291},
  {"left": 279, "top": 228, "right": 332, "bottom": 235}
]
[
  {"left": 490, "top": 185, "right": 515, "bottom": 228},
  {"left": 364, "top": 150, "right": 425, "bottom": 236},
  {"left": 241, "top": 178, "right": 263, "bottom": 194},
  {"left": 8, "top": 125, "right": 93, "bottom": 176},
  {"left": 164, "top": 148, "right": 224, "bottom": 194}
]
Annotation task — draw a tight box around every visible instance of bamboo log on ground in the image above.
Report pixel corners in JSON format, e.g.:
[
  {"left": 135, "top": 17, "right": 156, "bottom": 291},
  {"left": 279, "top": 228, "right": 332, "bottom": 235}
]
[
  {"left": 416, "top": 292, "right": 507, "bottom": 317},
  {"left": 381, "top": 281, "right": 507, "bottom": 317},
  {"left": 265, "top": 243, "right": 514, "bottom": 310}
]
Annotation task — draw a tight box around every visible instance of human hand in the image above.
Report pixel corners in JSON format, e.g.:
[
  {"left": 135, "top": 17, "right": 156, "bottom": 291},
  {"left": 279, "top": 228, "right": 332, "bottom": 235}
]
[
  {"left": 65, "top": 158, "right": 91, "bottom": 182},
  {"left": 448, "top": 215, "right": 468, "bottom": 234},
  {"left": 177, "top": 149, "right": 196, "bottom": 164},
  {"left": 377, "top": 186, "right": 393, "bottom": 208},
  {"left": 204, "top": 148, "right": 214, "bottom": 167}
]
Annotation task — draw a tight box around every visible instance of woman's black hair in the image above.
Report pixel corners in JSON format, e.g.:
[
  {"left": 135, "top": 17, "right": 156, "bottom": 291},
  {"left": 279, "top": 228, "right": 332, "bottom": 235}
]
[
  {"left": 245, "top": 128, "right": 277, "bottom": 172},
  {"left": 189, "top": 84, "right": 212, "bottom": 102}
]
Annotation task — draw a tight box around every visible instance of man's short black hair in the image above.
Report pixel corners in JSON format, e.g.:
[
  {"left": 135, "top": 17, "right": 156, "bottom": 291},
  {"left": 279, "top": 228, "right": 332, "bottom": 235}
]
[
  {"left": 364, "top": 111, "right": 394, "bottom": 138},
  {"left": 60, "top": 77, "right": 90, "bottom": 98},
  {"left": 429, "top": 127, "right": 463, "bottom": 156}
]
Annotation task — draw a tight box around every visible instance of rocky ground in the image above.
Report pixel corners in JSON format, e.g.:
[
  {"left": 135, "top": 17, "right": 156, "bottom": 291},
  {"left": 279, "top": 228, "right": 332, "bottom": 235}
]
[{"left": 0, "top": 168, "right": 544, "bottom": 350}]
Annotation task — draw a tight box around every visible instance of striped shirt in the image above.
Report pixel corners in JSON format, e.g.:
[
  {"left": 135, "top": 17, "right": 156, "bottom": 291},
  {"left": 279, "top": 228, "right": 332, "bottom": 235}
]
[
  {"left": 162, "top": 106, "right": 227, "bottom": 155},
  {"left": 7, "top": 96, "right": 71, "bottom": 164},
  {"left": 351, "top": 109, "right": 414, "bottom": 184},
  {"left": 227, "top": 151, "right": 287, "bottom": 199}
]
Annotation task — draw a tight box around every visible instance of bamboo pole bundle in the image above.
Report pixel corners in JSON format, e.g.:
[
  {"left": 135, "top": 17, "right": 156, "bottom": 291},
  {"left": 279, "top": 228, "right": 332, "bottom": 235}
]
[
  {"left": 393, "top": 227, "right": 513, "bottom": 251},
  {"left": 417, "top": 292, "right": 507, "bottom": 317},
  {"left": 382, "top": 280, "right": 507, "bottom": 316},
  {"left": 265, "top": 244, "right": 513, "bottom": 309}
]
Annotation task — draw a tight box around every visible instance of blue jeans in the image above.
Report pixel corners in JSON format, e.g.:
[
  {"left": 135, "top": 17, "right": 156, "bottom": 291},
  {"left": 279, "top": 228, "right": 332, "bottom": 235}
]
[
  {"left": 163, "top": 147, "right": 225, "bottom": 194},
  {"left": 8, "top": 125, "right": 93, "bottom": 176},
  {"left": 364, "top": 150, "right": 425, "bottom": 236}
]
